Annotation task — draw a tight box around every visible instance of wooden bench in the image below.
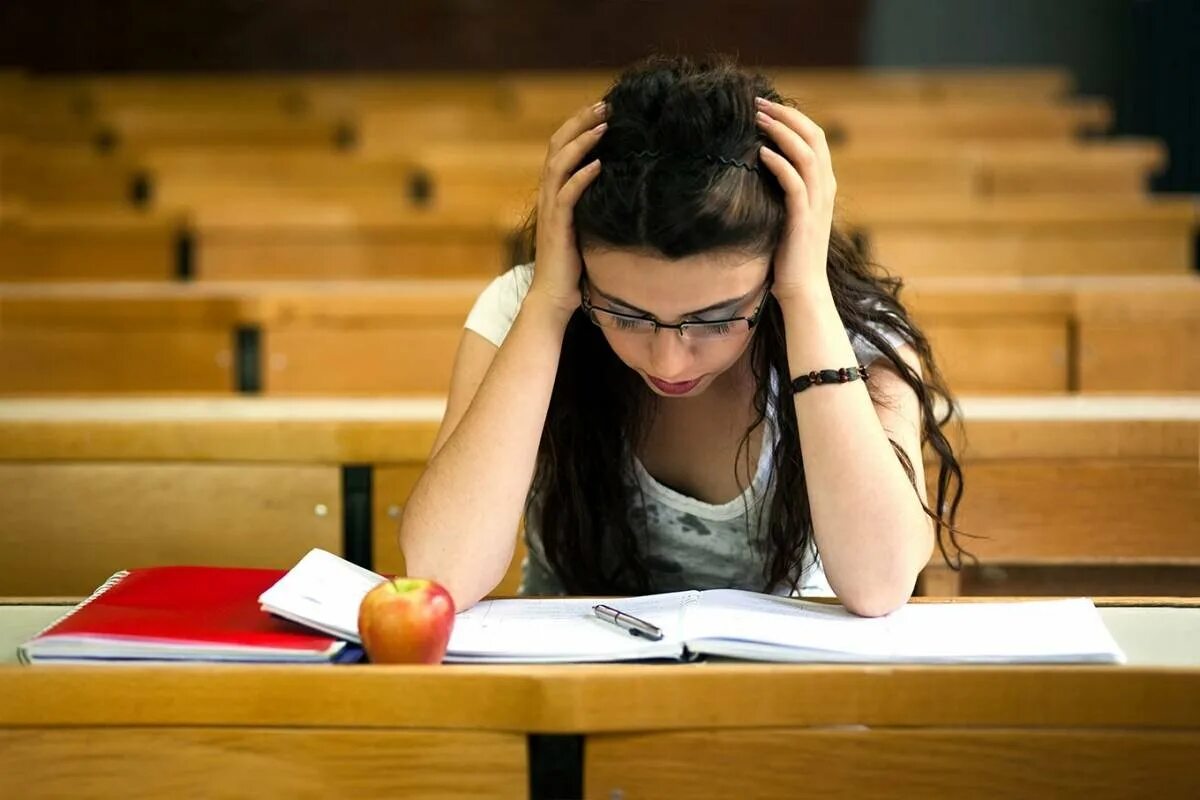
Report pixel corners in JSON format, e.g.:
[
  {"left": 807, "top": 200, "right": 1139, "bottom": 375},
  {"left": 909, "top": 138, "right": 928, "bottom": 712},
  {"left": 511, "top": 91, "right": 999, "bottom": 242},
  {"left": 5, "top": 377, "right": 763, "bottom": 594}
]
[
  {"left": 0, "top": 143, "right": 145, "bottom": 207},
  {"left": 409, "top": 139, "right": 1167, "bottom": 221},
  {"left": 906, "top": 274, "right": 1200, "bottom": 393},
  {"left": 838, "top": 139, "right": 1166, "bottom": 198},
  {"left": 0, "top": 397, "right": 444, "bottom": 596},
  {"left": 0, "top": 279, "right": 484, "bottom": 395},
  {"left": 502, "top": 67, "right": 1076, "bottom": 127},
  {"left": 810, "top": 98, "right": 1111, "bottom": 144},
  {"left": 293, "top": 74, "right": 508, "bottom": 118},
  {"left": 0, "top": 208, "right": 184, "bottom": 282},
  {"left": 189, "top": 204, "right": 515, "bottom": 280},
  {"left": 848, "top": 197, "right": 1198, "bottom": 276},
  {"left": 924, "top": 396, "right": 1200, "bottom": 597},
  {"left": 98, "top": 108, "right": 354, "bottom": 152},
  {"left": 0, "top": 282, "right": 245, "bottom": 393},
  {"left": 1, "top": 396, "right": 1196, "bottom": 600},
  {"left": 139, "top": 149, "right": 415, "bottom": 211},
  {"left": 3, "top": 275, "right": 1197, "bottom": 396}
]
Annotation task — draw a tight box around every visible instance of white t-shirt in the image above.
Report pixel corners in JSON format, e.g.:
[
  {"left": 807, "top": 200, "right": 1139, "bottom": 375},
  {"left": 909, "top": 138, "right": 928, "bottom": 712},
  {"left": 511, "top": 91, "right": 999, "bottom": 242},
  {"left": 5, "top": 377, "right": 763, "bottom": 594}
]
[{"left": 465, "top": 264, "right": 909, "bottom": 597}]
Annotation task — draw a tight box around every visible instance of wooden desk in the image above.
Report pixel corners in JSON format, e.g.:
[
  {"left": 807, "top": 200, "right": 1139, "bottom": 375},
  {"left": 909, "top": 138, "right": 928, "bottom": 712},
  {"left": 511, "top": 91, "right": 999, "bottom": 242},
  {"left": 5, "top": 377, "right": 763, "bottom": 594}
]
[
  {"left": 1, "top": 396, "right": 1196, "bottom": 599},
  {"left": 1, "top": 601, "right": 1198, "bottom": 799}
]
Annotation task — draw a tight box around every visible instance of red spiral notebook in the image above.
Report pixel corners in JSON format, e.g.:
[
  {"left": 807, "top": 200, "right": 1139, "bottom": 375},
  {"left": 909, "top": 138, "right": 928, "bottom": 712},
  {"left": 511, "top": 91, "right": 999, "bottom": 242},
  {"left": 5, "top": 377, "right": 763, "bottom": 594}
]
[{"left": 18, "top": 565, "right": 358, "bottom": 665}]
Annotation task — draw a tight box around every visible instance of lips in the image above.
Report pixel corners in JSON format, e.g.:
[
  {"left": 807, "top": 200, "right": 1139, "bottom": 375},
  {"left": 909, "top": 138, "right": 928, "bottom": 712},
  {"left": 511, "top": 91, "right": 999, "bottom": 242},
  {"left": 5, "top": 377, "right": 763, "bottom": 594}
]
[{"left": 647, "top": 375, "right": 702, "bottom": 396}]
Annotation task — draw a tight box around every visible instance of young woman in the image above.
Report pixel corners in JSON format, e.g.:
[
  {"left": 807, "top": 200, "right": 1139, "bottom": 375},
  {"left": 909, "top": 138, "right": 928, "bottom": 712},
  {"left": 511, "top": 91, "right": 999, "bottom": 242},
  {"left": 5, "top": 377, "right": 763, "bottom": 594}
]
[{"left": 400, "top": 56, "right": 966, "bottom": 617}]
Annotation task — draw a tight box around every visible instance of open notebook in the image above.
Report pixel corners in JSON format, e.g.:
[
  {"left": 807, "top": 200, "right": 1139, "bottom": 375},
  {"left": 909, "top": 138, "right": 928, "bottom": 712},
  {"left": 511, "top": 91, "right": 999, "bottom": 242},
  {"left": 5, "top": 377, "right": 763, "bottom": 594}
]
[{"left": 260, "top": 549, "right": 1126, "bottom": 664}]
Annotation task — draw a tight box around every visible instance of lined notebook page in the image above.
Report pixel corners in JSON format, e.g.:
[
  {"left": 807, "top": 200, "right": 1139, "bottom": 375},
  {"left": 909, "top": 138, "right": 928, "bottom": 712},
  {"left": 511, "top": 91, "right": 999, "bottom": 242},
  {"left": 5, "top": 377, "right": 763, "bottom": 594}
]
[
  {"left": 258, "top": 549, "right": 387, "bottom": 643},
  {"left": 446, "top": 592, "right": 697, "bottom": 662}
]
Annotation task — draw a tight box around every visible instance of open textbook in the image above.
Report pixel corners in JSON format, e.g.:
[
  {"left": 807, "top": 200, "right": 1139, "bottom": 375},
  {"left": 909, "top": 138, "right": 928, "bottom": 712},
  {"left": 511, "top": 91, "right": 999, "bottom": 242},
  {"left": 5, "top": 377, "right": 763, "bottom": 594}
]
[{"left": 259, "top": 549, "right": 1126, "bottom": 664}]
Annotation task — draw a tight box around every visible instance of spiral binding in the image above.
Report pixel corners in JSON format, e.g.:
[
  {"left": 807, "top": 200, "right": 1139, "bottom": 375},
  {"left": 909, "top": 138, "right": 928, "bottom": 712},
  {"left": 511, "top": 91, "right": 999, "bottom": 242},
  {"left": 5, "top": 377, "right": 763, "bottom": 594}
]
[{"left": 25, "top": 570, "right": 130, "bottom": 644}]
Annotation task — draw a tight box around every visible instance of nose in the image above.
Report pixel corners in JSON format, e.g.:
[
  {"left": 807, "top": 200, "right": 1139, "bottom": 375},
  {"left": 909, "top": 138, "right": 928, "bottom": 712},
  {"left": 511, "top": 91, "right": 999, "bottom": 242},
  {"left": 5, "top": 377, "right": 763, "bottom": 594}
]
[{"left": 646, "top": 328, "right": 694, "bottom": 380}]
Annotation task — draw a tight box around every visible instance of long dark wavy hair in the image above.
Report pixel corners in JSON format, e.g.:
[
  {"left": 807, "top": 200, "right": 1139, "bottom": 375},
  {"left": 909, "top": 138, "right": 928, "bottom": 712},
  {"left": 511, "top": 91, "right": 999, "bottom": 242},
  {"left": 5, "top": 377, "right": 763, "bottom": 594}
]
[{"left": 514, "top": 55, "right": 969, "bottom": 595}]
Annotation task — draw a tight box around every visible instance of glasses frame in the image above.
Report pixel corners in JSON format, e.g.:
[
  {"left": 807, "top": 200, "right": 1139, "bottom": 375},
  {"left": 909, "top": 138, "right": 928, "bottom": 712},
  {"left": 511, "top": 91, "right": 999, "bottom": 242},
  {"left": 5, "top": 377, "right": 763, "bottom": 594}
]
[{"left": 580, "top": 280, "right": 774, "bottom": 339}]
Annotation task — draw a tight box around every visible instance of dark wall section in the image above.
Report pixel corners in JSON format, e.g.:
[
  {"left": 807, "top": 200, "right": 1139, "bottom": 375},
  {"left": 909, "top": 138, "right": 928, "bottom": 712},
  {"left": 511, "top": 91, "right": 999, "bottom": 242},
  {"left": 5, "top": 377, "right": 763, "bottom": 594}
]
[
  {"left": 863, "top": 0, "right": 1132, "bottom": 96},
  {"left": 0, "top": 0, "right": 867, "bottom": 72},
  {"left": 1124, "top": 0, "right": 1199, "bottom": 193},
  {"left": 863, "top": 0, "right": 1198, "bottom": 191}
]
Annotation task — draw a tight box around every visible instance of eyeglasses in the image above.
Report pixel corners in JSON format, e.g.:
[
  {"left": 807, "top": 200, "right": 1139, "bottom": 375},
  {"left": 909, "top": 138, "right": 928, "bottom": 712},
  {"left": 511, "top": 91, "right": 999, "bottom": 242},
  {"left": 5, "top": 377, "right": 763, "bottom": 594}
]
[{"left": 580, "top": 281, "right": 772, "bottom": 340}]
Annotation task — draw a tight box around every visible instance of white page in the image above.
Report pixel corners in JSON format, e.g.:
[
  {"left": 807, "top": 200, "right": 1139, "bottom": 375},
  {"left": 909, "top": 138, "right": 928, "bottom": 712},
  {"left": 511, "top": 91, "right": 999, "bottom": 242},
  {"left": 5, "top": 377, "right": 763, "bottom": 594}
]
[
  {"left": 446, "top": 591, "right": 696, "bottom": 663},
  {"left": 257, "top": 548, "right": 388, "bottom": 643},
  {"left": 683, "top": 590, "right": 1125, "bottom": 663},
  {"left": 683, "top": 589, "right": 892, "bottom": 658},
  {"left": 886, "top": 599, "right": 1126, "bottom": 663}
]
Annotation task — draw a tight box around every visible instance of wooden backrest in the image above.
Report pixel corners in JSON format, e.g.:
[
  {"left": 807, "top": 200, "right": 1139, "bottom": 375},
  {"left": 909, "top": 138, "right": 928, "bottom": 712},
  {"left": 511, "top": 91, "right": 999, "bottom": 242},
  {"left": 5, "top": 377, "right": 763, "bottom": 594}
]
[
  {"left": 3, "top": 275, "right": 1197, "bottom": 395},
  {"left": 1, "top": 396, "right": 1195, "bottom": 598}
]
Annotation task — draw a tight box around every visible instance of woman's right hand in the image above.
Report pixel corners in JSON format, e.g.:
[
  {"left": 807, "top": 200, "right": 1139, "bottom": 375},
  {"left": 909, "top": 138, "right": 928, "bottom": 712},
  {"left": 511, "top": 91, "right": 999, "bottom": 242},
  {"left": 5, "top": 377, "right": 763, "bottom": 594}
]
[{"left": 527, "top": 101, "right": 608, "bottom": 315}]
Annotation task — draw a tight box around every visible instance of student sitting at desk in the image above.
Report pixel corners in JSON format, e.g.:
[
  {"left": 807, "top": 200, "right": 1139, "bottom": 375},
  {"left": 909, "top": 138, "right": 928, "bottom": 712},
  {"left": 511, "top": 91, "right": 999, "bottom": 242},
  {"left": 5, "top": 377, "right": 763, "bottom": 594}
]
[{"left": 400, "top": 55, "right": 968, "bottom": 617}]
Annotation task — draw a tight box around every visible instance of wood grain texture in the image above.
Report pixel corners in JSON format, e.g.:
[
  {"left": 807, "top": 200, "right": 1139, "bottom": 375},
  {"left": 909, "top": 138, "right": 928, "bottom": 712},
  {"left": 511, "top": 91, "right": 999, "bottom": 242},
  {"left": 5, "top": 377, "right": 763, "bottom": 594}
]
[
  {"left": 0, "top": 414, "right": 443, "bottom": 462},
  {"left": 923, "top": 318, "right": 1068, "bottom": 392},
  {"left": 264, "top": 326, "right": 462, "bottom": 394},
  {"left": 0, "top": 328, "right": 232, "bottom": 394},
  {"left": 946, "top": 460, "right": 1200, "bottom": 561},
  {"left": 2, "top": 663, "right": 1198, "bottom": 731},
  {"left": 4, "top": 276, "right": 1194, "bottom": 393},
  {"left": 940, "top": 418, "right": 1199, "bottom": 460},
  {"left": 959, "top": 565, "right": 1200, "bottom": 598},
  {"left": 0, "top": 462, "right": 341, "bottom": 595},
  {"left": 818, "top": 99, "right": 1111, "bottom": 143},
  {"left": 0, "top": 212, "right": 181, "bottom": 282},
  {"left": 195, "top": 219, "right": 512, "bottom": 280},
  {"left": 586, "top": 729, "right": 1200, "bottom": 800},
  {"left": 870, "top": 228, "right": 1191, "bottom": 277},
  {"left": 0, "top": 728, "right": 526, "bottom": 800},
  {"left": 2, "top": 401, "right": 1190, "bottom": 462}
]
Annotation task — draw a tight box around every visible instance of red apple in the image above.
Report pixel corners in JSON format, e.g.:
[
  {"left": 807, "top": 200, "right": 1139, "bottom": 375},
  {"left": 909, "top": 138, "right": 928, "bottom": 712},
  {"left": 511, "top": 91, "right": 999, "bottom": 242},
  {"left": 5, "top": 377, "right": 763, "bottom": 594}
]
[{"left": 357, "top": 578, "right": 456, "bottom": 664}]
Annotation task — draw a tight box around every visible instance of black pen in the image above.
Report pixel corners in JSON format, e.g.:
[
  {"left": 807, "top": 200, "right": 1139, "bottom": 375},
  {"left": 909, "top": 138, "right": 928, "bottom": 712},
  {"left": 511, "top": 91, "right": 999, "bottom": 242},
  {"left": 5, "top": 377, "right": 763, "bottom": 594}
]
[{"left": 592, "top": 604, "right": 664, "bottom": 641}]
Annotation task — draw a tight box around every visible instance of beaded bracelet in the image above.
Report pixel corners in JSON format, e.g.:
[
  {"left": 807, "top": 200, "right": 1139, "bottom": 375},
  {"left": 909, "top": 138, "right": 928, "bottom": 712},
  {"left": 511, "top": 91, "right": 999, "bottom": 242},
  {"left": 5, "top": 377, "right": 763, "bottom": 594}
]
[{"left": 789, "top": 365, "right": 870, "bottom": 394}]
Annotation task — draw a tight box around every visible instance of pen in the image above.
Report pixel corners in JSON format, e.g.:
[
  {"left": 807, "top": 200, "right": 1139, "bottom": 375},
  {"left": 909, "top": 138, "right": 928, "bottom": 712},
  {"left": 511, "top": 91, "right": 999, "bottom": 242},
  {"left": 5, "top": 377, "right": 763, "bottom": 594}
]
[{"left": 592, "top": 604, "right": 664, "bottom": 641}]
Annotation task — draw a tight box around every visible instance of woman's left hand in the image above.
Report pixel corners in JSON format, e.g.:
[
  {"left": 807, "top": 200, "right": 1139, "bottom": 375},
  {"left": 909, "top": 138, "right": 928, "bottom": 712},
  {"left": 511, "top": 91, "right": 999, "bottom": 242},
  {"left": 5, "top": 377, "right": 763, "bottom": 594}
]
[{"left": 755, "top": 97, "right": 837, "bottom": 302}]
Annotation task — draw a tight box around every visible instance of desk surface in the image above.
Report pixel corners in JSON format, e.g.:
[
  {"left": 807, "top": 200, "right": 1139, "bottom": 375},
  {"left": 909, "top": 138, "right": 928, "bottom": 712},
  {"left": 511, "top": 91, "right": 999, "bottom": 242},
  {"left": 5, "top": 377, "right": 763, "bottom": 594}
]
[
  {"left": 1, "top": 396, "right": 1196, "bottom": 463},
  {"left": 3, "top": 602, "right": 1199, "bottom": 733}
]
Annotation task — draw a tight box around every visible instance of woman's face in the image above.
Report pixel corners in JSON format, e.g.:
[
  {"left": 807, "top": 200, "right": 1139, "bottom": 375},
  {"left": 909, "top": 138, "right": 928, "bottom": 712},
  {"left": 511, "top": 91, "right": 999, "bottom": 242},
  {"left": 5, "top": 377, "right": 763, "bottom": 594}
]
[{"left": 581, "top": 247, "right": 771, "bottom": 399}]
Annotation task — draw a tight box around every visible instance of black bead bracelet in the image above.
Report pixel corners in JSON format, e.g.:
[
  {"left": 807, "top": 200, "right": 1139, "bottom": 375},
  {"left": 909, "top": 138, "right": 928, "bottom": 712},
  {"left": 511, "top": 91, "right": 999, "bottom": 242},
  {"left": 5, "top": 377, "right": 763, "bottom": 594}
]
[{"left": 789, "top": 365, "right": 869, "bottom": 394}]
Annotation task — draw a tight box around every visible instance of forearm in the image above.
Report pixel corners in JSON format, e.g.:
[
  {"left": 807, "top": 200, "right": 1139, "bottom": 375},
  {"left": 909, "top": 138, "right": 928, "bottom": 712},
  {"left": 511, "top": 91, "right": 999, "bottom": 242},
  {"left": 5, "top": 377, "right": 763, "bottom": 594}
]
[
  {"left": 782, "top": 284, "right": 931, "bottom": 616},
  {"left": 400, "top": 296, "right": 571, "bottom": 609}
]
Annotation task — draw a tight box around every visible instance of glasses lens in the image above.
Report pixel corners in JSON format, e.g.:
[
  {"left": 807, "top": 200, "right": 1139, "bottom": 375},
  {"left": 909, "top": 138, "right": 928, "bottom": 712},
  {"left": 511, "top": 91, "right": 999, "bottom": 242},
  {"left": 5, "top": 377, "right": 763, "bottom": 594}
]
[
  {"left": 591, "top": 309, "right": 657, "bottom": 334},
  {"left": 681, "top": 320, "right": 749, "bottom": 340}
]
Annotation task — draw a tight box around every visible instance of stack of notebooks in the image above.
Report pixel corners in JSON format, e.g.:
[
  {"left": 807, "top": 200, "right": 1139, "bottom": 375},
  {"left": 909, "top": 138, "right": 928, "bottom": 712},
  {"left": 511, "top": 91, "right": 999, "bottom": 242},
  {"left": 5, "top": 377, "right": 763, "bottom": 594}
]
[{"left": 19, "top": 548, "right": 1127, "bottom": 665}]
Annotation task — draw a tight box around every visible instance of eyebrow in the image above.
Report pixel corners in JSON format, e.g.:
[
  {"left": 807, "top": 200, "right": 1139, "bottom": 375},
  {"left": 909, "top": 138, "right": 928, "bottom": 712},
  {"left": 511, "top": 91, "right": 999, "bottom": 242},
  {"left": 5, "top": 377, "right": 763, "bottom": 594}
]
[{"left": 588, "top": 283, "right": 757, "bottom": 318}]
